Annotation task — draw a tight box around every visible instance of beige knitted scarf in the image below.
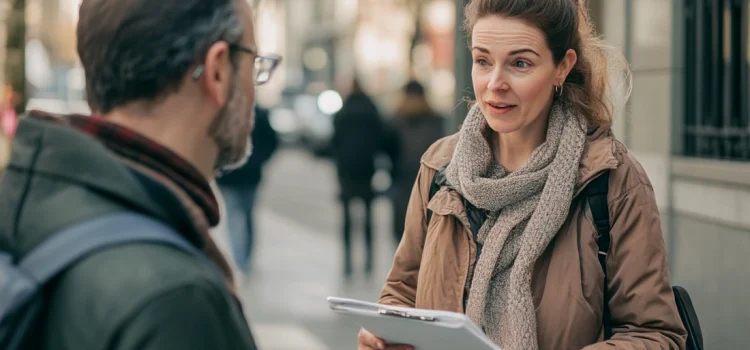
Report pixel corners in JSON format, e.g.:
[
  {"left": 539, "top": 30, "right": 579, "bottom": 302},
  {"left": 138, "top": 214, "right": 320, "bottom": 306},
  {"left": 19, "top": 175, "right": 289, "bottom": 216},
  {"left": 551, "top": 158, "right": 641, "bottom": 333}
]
[{"left": 445, "top": 101, "right": 586, "bottom": 349}]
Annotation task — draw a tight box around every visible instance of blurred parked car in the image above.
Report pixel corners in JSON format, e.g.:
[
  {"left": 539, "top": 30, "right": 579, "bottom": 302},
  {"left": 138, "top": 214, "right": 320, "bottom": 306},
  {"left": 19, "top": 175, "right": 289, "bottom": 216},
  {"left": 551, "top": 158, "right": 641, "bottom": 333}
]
[{"left": 268, "top": 90, "right": 341, "bottom": 158}]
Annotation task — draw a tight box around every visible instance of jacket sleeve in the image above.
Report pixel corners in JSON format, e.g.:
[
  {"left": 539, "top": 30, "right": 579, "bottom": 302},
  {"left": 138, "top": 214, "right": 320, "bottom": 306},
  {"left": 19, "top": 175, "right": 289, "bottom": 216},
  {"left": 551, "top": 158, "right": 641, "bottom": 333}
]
[
  {"left": 111, "top": 282, "right": 257, "bottom": 350},
  {"left": 379, "top": 165, "right": 433, "bottom": 307},
  {"left": 583, "top": 183, "right": 687, "bottom": 350}
]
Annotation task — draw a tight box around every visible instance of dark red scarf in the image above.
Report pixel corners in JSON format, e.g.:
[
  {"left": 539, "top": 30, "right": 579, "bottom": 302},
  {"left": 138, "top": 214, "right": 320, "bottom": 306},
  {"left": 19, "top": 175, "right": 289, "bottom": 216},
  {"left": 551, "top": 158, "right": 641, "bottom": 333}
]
[{"left": 28, "top": 111, "right": 220, "bottom": 226}]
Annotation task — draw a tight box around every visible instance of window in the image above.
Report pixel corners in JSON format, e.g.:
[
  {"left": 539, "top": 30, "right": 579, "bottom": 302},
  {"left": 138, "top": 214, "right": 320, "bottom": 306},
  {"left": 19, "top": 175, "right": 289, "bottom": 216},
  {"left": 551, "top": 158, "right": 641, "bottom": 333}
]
[{"left": 683, "top": 0, "right": 749, "bottom": 160}]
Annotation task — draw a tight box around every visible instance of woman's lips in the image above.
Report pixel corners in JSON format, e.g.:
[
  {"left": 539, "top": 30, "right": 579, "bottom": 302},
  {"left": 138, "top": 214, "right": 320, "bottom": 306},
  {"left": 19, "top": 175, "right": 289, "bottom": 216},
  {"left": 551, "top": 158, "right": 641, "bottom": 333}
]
[{"left": 487, "top": 102, "right": 516, "bottom": 115}]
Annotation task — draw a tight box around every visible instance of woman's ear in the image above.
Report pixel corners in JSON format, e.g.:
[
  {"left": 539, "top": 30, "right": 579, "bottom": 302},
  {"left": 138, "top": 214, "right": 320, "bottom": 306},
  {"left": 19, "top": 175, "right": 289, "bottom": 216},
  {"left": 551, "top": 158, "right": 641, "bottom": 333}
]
[{"left": 556, "top": 49, "right": 578, "bottom": 85}]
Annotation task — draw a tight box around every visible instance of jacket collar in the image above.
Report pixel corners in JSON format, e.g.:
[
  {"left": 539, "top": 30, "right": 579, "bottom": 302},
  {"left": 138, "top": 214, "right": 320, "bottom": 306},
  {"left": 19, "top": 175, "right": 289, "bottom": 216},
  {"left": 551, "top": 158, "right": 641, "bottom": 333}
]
[{"left": 574, "top": 128, "right": 621, "bottom": 196}]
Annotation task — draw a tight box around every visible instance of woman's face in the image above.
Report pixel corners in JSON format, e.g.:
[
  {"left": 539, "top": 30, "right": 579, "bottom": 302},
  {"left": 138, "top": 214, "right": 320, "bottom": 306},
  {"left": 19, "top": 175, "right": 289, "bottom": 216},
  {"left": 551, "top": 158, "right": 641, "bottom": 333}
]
[{"left": 471, "top": 15, "right": 576, "bottom": 136}]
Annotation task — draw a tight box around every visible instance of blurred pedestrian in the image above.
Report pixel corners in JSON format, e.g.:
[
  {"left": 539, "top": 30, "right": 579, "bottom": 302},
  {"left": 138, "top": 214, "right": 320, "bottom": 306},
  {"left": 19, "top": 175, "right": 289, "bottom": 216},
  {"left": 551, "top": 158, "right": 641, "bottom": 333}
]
[
  {"left": 210, "top": 180, "right": 246, "bottom": 288},
  {"left": 0, "top": 127, "right": 9, "bottom": 176},
  {"left": 332, "top": 79, "right": 384, "bottom": 278},
  {"left": 359, "top": 0, "right": 686, "bottom": 349},
  {"left": 217, "top": 105, "right": 279, "bottom": 274},
  {"left": 0, "top": 84, "right": 18, "bottom": 176},
  {"left": 383, "top": 80, "right": 444, "bottom": 244},
  {"left": 0, "top": 0, "right": 281, "bottom": 348}
]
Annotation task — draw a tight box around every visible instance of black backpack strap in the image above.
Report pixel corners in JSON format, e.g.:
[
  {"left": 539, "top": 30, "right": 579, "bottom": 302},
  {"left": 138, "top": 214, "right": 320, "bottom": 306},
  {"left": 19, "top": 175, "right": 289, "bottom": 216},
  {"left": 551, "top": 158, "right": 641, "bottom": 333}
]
[
  {"left": 425, "top": 161, "right": 450, "bottom": 224},
  {"left": 586, "top": 171, "right": 612, "bottom": 340}
]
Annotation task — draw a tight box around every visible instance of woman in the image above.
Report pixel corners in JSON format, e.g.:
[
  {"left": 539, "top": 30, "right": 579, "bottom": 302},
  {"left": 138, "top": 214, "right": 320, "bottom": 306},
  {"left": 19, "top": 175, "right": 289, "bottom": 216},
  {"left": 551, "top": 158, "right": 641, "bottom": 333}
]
[
  {"left": 358, "top": 0, "right": 687, "bottom": 349},
  {"left": 385, "top": 80, "right": 444, "bottom": 244}
]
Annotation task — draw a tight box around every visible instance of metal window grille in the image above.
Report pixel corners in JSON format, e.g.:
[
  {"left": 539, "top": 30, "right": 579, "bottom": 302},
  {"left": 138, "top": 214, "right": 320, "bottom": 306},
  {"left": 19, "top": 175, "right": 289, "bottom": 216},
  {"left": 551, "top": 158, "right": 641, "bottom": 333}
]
[{"left": 683, "top": 0, "right": 749, "bottom": 161}]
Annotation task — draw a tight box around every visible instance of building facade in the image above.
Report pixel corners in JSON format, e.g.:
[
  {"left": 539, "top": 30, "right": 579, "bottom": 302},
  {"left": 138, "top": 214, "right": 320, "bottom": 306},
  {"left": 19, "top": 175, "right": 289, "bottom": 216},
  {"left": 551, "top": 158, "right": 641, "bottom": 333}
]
[{"left": 595, "top": 1, "right": 749, "bottom": 349}]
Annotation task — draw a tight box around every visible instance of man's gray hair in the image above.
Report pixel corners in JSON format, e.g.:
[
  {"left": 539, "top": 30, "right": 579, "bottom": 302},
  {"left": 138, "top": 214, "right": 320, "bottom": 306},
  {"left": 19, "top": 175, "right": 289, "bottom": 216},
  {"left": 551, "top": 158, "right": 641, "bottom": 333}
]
[{"left": 77, "top": 0, "right": 244, "bottom": 113}]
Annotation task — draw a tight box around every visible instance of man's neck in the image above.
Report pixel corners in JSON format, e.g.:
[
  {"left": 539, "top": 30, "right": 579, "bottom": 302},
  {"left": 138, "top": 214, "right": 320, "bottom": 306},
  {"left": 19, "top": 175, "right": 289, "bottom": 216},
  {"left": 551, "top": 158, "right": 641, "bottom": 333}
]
[{"left": 102, "top": 99, "right": 217, "bottom": 180}]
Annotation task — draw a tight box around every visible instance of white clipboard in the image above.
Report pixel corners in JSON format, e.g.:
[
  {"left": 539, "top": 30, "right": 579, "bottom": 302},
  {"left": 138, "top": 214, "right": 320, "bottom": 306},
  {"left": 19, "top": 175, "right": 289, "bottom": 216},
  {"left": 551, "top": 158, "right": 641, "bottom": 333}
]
[{"left": 327, "top": 296, "right": 501, "bottom": 350}]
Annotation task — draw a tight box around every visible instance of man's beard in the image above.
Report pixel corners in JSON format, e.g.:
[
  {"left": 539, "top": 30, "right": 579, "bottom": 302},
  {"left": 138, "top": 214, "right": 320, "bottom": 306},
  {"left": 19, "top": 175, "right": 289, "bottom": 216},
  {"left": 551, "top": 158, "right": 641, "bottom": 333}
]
[{"left": 209, "top": 77, "right": 254, "bottom": 172}]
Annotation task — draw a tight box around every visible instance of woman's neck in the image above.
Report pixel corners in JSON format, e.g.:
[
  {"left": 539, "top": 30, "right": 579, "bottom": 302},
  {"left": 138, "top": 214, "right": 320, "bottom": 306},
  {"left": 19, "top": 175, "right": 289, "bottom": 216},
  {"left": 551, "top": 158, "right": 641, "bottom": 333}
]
[{"left": 492, "top": 118, "right": 548, "bottom": 172}]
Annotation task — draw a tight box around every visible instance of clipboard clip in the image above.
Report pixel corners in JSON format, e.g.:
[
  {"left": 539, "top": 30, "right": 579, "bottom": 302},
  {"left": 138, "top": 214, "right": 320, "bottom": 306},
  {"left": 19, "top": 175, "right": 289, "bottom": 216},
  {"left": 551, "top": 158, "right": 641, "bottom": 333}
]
[{"left": 377, "top": 308, "right": 436, "bottom": 322}]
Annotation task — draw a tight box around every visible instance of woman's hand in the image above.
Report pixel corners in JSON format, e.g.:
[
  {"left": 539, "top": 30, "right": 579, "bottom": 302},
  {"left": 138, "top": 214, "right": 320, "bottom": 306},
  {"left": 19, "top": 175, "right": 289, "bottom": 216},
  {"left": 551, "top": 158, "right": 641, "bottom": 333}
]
[{"left": 357, "top": 328, "right": 414, "bottom": 350}]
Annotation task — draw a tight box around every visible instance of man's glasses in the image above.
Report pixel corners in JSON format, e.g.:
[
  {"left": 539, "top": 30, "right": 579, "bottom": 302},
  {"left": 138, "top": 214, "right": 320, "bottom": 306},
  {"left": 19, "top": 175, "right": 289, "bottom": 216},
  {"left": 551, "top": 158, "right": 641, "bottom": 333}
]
[
  {"left": 191, "top": 42, "right": 282, "bottom": 85},
  {"left": 231, "top": 44, "right": 282, "bottom": 85}
]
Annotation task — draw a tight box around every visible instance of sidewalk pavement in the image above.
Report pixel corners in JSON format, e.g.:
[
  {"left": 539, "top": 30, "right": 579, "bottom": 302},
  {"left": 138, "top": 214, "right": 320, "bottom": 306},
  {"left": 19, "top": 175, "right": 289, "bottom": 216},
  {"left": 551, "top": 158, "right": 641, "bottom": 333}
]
[
  {"left": 238, "top": 148, "right": 399, "bottom": 349},
  {"left": 244, "top": 205, "right": 397, "bottom": 349},
  {"left": 243, "top": 151, "right": 402, "bottom": 350}
]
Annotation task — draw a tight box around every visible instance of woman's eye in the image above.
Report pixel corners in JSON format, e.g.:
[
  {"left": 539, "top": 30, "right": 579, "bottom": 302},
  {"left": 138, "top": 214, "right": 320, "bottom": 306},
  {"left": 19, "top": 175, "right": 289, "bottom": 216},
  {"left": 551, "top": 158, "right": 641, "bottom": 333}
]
[
  {"left": 513, "top": 60, "right": 531, "bottom": 68},
  {"left": 475, "top": 58, "right": 489, "bottom": 66}
]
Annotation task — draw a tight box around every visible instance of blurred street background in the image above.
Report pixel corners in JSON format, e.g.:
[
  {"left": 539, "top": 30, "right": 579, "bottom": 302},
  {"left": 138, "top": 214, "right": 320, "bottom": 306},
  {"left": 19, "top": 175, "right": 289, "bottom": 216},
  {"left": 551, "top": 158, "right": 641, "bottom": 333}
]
[
  {"left": 242, "top": 147, "right": 397, "bottom": 349},
  {"left": 1, "top": 0, "right": 749, "bottom": 349}
]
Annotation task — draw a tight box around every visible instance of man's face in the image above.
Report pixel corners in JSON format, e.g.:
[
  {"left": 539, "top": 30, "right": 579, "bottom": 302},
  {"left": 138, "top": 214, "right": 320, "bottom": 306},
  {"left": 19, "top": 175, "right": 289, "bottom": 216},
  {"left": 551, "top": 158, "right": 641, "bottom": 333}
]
[{"left": 211, "top": 0, "right": 257, "bottom": 172}]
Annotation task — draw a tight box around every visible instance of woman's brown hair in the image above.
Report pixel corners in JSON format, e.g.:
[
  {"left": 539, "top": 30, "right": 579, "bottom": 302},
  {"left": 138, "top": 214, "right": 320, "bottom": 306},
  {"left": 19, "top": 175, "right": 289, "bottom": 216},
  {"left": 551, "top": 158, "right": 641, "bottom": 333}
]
[{"left": 464, "top": 0, "right": 631, "bottom": 130}]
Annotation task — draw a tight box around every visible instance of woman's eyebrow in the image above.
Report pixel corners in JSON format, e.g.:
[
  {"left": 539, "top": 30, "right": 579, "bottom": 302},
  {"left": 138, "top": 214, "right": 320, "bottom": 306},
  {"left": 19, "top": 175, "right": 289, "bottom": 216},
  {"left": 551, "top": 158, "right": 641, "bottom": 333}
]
[
  {"left": 470, "top": 46, "right": 541, "bottom": 57},
  {"left": 508, "top": 48, "right": 540, "bottom": 57}
]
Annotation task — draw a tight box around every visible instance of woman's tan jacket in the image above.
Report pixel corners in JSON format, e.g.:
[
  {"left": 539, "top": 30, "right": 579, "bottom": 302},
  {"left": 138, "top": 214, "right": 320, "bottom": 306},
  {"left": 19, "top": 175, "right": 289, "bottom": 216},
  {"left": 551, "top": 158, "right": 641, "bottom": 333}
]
[{"left": 379, "top": 131, "right": 688, "bottom": 349}]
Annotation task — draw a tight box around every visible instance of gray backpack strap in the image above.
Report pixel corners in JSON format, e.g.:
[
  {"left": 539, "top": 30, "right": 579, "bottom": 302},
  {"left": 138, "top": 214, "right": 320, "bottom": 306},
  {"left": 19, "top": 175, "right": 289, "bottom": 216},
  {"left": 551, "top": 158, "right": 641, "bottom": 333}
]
[
  {"left": 19, "top": 212, "right": 221, "bottom": 283},
  {"left": 0, "top": 212, "right": 222, "bottom": 350}
]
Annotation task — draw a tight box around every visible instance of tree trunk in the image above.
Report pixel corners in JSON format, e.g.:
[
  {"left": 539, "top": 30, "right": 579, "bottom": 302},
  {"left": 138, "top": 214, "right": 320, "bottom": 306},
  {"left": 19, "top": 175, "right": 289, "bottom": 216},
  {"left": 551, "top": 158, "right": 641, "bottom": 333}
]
[{"left": 5, "top": 0, "right": 26, "bottom": 114}]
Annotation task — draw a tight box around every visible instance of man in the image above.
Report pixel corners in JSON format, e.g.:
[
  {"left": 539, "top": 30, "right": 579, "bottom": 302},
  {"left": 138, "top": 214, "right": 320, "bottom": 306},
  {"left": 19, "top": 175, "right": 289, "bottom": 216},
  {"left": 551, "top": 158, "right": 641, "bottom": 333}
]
[
  {"left": 217, "top": 105, "right": 278, "bottom": 274},
  {"left": 0, "top": 0, "right": 280, "bottom": 348}
]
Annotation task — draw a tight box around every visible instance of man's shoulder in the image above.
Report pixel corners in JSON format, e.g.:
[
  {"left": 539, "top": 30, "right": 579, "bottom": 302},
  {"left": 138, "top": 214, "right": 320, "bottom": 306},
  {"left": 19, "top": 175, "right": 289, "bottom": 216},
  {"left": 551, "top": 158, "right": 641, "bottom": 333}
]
[{"left": 44, "top": 244, "right": 240, "bottom": 348}]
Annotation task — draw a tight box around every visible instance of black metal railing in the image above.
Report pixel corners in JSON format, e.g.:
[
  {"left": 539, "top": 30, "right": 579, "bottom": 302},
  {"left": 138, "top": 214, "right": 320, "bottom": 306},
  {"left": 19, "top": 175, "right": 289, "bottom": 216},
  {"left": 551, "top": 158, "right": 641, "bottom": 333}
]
[{"left": 683, "top": 0, "right": 749, "bottom": 161}]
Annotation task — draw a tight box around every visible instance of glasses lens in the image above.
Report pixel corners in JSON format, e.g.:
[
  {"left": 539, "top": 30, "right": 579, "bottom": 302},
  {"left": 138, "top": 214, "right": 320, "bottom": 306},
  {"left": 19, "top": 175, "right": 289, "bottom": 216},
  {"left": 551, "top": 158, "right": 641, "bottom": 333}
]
[
  {"left": 256, "top": 70, "right": 271, "bottom": 85},
  {"left": 254, "top": 57, "right": 278, "bottom": 85}
]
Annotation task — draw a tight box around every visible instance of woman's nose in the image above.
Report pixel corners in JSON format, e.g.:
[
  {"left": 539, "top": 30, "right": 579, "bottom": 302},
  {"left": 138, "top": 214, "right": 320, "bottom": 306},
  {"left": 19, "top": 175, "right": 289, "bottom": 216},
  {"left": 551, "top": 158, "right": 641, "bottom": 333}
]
[{"left": 487, "top": 68, "right": 510, "bottom": 92}]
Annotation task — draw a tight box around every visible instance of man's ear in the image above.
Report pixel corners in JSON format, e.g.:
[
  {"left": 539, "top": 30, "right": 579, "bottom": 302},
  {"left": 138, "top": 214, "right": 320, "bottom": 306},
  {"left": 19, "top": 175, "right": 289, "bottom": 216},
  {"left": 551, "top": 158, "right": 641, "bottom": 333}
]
[{"left": 200, "top": 41, "right": 233, "bottom": 107}]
